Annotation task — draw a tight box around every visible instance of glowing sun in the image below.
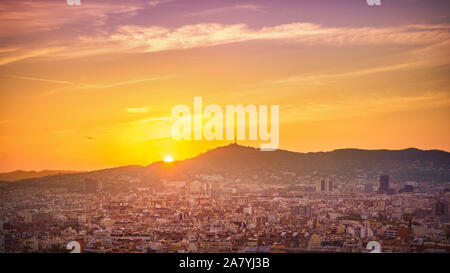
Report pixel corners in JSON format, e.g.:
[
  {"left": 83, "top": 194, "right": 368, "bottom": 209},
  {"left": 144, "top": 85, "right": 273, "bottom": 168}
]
[{"left": 164, "top": 156, "right": 174, "bottom": 163}]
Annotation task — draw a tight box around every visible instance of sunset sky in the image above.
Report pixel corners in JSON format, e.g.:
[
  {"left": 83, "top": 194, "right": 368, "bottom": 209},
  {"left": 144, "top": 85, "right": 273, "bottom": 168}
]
[{"left": 0, "top": 0, "right": 449, "bottom": 172}]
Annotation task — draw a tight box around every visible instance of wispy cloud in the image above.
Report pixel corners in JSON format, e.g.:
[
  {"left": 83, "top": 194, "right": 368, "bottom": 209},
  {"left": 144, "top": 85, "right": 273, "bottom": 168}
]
[
  {"left": 0, "top": 1, "right": 144, "bottom": 35},
  {"left": 264, "top": 60, "right": 435, "bottom": 86},
  {"left": 132, "top": 116, "right": 172, "bottom": 124},
  {"left": 125, "top": 106, "right": 151, "bottom": 113},
  {"left": 182, "top": 4, "right": 267, "bottom": 17},
  {"left": 281, "top": 91, "right": 450, "bottom": 123},
  {"left": 145, "top": 0, "right": 173, "bottom": 7},
  {"left": 4, "top": 75, "right": 179, "bottom": 97},
  {"left": 6, "top": 75, "right": 84, "bottom": 85},
  {"left": 0, "top": 0, "right": 174, "bottom": 36},
  {"left": 91, "top": 76, "right": 178, "bottom": 89},
  {"left": 105, "top": 23, "right": 450, "bottom": 53},
  {"left": 0, "top": 47, "right": 64, "bottom": 66},
  {"left": 0, "top": 19, "right": 448, "bottom": 66}
]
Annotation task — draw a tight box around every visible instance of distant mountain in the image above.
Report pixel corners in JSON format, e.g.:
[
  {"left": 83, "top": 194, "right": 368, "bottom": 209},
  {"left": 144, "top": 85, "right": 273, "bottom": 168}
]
[
  {"left": 139, "top": 144, "right": 450, "bottom": 183},
  {"left": 3, "top": 144, "right": 450, "bottom": 186},
  {"left": 0, "top": 170, "right": 80, "bottom": 182}
]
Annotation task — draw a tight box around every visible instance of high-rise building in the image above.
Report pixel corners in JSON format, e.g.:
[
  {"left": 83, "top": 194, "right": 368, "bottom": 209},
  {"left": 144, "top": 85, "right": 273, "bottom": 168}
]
[
  {"left": 432, "top": 201, "right": 448, "bottom": 217},
  {"left": 0, "top": 235, "right": 5, "bottom": 253},
  {"left": 24, "top": 210, "right": 32, "bottom": 224},
  {"left": 316, "top": 179, "right": 333, "bottom": 192},
  {"left": 316, "top": 180, "right": 325, "bottom": 192},
  {"left": 378, "top": 175, "right": 389, "bottom": 194}
]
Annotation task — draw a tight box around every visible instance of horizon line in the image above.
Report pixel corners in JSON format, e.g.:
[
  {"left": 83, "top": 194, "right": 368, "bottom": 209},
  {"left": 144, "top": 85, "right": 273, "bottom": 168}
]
[{"left": 1, "top": 143, "right": 449, "bottom": 174}]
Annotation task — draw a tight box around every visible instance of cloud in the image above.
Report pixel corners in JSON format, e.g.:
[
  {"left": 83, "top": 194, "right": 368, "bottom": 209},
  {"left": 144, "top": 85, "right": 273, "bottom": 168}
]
[
  {"left": 6, "top": 75, "right": 82, "bottom": 85},
  {"left": 132, "top": 116, "right": 172, "bottom": 124},
  {"left": 281, "top": 91, "right": 450, "bottom": 123},
  {"left": 0, "top": 47, "right": 64, "bottom": 66},
  {"left": 263, "top": 60, "right": 435, "bottom": 86},
  {"left": 104, "top": 23, "right": 450, "bottom": 53},
  {"left": 0, "top": 20, "right": 449, "bottom": 66},
  {"left": 182, "top": 4, "right": 267, "bottom": 17},
  {"left": 0, "top": 1, "right": 145, "bottom": 36},
  {"left": 89, "top": 76, "right": 178, "bottom": 89},
  {"left": 125, "top": 106, "right": 151, "bottom": 113},
  {"left": 146, "top": 0, "right": 172, "bottom": 7},
  {"left": 4, "top": 74, "right": 179, "bottom": 96}
]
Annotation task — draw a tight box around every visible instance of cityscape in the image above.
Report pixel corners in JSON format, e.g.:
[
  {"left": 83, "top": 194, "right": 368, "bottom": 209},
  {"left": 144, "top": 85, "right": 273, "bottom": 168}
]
[
  {"left": 0, "top": 0, "right": 449, "bottom": 258},
  {"left": 0, "top": 144, "right": 449, "bottom": 253}
]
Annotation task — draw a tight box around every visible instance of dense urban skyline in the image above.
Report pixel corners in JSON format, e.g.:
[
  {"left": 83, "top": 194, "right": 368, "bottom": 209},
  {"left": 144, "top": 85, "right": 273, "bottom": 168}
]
[{"left": 1, "top": 144, "right": 449, "bottom": 253}]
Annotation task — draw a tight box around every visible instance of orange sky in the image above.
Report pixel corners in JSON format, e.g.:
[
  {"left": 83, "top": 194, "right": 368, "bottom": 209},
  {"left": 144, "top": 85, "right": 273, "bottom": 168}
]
[{"left": 0, "top": 0, "right": 449, "bottom": 172}]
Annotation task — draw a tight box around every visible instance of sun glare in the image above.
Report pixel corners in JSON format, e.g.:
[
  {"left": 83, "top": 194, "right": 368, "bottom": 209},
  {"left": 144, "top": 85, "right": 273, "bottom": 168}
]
[{"left": 164, "top": 156, "right": 174, "bottom": 163}]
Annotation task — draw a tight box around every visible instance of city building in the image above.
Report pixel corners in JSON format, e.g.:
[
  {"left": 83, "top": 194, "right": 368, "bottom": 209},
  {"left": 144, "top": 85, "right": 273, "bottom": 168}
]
[{"left": 378, "top": 175, "right": 390, "bottom": 194}]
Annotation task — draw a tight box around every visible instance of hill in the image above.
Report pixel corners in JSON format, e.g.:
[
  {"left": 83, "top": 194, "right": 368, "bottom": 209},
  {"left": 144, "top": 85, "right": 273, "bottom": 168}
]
[
  {"left": 2, "top": 144, "right": 449, "bottom": 187},
  {"left": 0, "top": 170, "right": 80, "bottom": 182},
  {"left": 141, "top": 144, "right": 450, "bottom": 182}
]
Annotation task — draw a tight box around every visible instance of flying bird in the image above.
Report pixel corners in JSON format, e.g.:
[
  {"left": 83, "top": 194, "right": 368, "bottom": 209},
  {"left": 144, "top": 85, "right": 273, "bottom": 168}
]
[{"left": 84, "top": 136, "right": 95, "bottom": 141}]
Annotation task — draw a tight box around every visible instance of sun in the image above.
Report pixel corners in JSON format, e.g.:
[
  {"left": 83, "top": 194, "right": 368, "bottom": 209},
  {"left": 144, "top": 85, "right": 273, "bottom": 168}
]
[{"left": 164, "top": 156, "right": 174, "bottom": 163}]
